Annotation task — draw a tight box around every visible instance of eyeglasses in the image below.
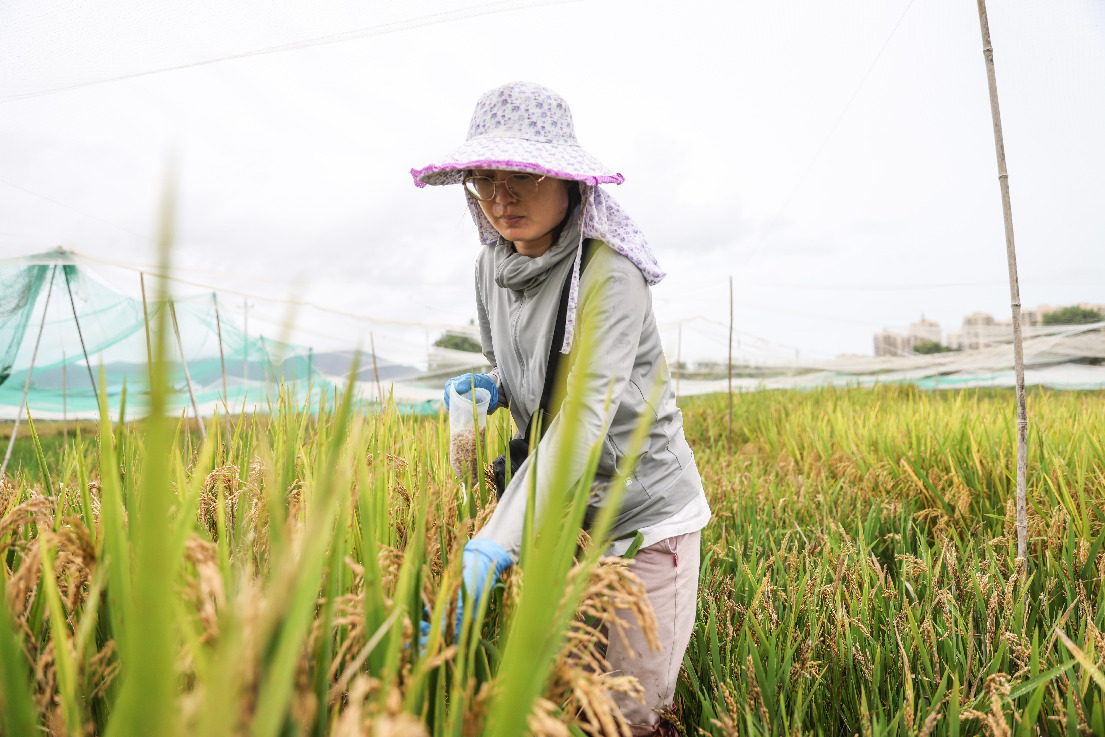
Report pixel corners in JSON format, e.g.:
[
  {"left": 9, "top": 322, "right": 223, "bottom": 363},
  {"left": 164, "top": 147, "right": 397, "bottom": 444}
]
[{"left": 463, "top": 173, "right": 547, "bottom": 201}]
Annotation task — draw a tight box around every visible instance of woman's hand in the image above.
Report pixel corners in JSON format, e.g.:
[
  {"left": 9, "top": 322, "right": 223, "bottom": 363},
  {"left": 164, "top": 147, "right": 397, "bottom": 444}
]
[
  {"left": 417, "top": 538, "right": 512, "bottom": 649},
  {"left": 455, "top": 538, "right": 512, "bottom": 638},
  {"left": 443, "top": 373, "right": 498, "bottom": 410}
]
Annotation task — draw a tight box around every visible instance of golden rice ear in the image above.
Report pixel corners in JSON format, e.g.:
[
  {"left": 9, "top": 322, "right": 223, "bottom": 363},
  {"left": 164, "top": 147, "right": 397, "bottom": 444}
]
[{"left": 542, "top": 558, "right": 657, "bottom": 737}]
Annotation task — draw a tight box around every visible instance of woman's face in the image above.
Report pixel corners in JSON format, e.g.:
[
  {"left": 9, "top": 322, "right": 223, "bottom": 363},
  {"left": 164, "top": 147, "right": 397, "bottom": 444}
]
[{"left": 472, "top": 169, "right": 570, "bottom": 257}]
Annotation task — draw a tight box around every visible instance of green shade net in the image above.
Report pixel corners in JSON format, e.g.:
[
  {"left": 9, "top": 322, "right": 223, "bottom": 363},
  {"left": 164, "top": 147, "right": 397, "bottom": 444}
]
[
  {"left": 0, "top": 249, "right": 349, "bottom": 420},
  {"left": 0, "top": 263, "right": 49, "bottom": 388}
]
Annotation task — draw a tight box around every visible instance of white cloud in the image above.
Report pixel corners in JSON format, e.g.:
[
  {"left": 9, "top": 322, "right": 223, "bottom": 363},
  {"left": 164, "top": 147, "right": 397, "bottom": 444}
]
[{"left": 0, "top": 0, "right": 1101, "bottom": 365}]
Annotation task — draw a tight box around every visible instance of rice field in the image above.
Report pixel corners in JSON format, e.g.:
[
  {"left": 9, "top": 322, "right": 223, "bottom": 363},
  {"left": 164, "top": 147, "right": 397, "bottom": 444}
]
[{"left": 2, "top": 380, "right": 1104, "bottom": 736}]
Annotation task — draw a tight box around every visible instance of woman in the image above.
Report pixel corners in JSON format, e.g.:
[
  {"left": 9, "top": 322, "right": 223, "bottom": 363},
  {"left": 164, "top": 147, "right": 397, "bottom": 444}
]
[{"left": 411, "top": 81, "right": 710, "bottom": 736}]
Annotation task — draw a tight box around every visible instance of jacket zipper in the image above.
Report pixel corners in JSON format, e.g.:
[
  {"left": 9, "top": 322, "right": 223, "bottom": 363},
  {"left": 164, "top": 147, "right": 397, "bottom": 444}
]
[{"left": 510, "top": 292, "right": 528, "bottom": 419}]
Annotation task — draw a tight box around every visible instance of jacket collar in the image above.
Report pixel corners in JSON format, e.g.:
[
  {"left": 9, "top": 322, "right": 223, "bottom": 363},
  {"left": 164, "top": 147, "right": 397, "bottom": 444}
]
[{"left": 493, "top": 206, "right": 581, "bottom": 293}]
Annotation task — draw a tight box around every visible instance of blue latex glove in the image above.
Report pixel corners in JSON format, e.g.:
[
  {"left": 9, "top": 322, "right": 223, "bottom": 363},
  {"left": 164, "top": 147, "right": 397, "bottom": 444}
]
[
  {"left": 455, "top": 538, "right": 513, "bottom": 638},
  {"left": 443, "top": 373, "right": 498, "bottom": 411},
  {"left": 418, "top": 617, "right": 432, "bottom": 653}
]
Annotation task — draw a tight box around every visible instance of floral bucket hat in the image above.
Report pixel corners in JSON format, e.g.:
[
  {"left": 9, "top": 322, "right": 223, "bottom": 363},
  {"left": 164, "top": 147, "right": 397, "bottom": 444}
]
[
  {"left": 410, "top": 81, "right": 624, "bottom": 187},
  {"left": 411, "top": 81, "right": 666, "bottom": 353}
]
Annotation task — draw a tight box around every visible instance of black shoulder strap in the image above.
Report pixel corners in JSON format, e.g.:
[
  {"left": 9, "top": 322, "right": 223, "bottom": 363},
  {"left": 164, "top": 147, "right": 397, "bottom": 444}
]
[{"left": 525, "top": 239, "right": 599, "bottom": 443}]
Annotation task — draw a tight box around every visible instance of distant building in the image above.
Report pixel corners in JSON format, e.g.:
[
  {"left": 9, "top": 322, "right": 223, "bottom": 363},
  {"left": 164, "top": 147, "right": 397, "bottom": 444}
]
[
  {"left": 874, "top": 329, "right": 909, "bottom": 357},
  {"left": 947, "top": 312, "right": 997, "bottom": 351},
  {"left": 874, "top": 319, "right": 943, "bottom": 356},
  {"left": 909, "top": 319, "right": 941, "bottom": 346},
  {"left": 1020, "top": 307, "right": 1043, "bottom": 326},
  {"left": 1034, "top": 303, "right": 1105, "bottom": 323},
  {"left": 945, "top": 303, "right": 1105, "bottom": 350},
  {"left": 876, "top": 303, "right": 1103, "bottom": 356},
  {"left": 947, "top": 311, "right": 1043, "bottom": 350}
]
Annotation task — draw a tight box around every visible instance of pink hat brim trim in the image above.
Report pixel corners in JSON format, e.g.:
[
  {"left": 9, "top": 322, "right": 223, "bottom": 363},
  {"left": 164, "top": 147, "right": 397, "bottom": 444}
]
[{"left": 410, "top": 160, "right": 624, "bottom": 188}]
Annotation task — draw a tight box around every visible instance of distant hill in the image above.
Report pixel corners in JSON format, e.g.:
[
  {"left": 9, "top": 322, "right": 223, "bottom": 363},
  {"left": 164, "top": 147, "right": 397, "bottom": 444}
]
[
  {"left": 297, "top": 350, "right": 421, "bottom": 382},
  {"left": 4, "top": 350, "right": 421, "bottom": 391}
]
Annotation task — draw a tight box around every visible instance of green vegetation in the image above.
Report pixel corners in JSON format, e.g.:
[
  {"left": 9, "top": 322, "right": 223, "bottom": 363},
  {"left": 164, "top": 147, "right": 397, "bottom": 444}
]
[
  {"left": 1042, "top": 306, "right": 1103, "bottom": 326},
  {"left": 2, "top": 384, "right": 1104, "bottom": 735},
  {"left": 433, "top": 329, "right": 483, "bottom": 353},
  {"left": 678, "top": 386, "right": 1105, "bottom": 735},
  {"left": 0, "top": 288, "right": 655, "bottom": 737},
  {"left": 913, "top": 340, "right": 956, "bottom": 354}
]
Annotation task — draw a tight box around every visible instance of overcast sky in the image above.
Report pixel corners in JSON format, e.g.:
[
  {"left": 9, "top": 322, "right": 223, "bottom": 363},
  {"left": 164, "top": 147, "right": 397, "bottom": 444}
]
[{"left": 1, "top": 0, "right": 1102, "bottom": 368}]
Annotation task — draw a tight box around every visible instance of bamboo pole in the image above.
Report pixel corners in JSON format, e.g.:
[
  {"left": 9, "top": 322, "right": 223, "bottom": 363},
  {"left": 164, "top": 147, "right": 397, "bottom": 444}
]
[
  {"left": 62, "top": 351, "right": 67, "bottom": 443},
  {"left": 64, "top": 266, "right": 98, "bottom": 400},
  {"left": 1, "top": 265, "right": 58, "bottom": 478},
  {"left": 212, "top": 294, "right": 229, "bottom": 403},
  {"left": 370, "top": 331, "right": 383, "bottom": 409},
  {"left": 212, "top": 293, "right": 232, "bottom": 438},
  {"left": 259, "top": 336, "right": 272, "bottom": 385},
  {"left": 168, "top": 300, "right": 206, "bottom": 441},
  {"left": 140, "top": 272, "right": 154, "bottom": 389},
  {"left": 243, "top": 300, "right": 249, "bottom": 382},
  {"left": 976, "top": 0, "right": 1028, "bottom": 573},
  {"left": 728, "top": 276, "right": 733, "bottom": 453}
]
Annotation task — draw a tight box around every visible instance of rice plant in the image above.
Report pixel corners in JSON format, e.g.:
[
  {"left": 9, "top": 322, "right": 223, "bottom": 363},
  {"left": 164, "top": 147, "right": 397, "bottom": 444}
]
[
  {"left": 680, "top": 385, "right": 1105, "bottom": 736},
  {"left": 0, "top": 209, "right": 658, "bottom": 736},
  {"left": 2, "top": 374, "right": 1103, "bottom": 736}
]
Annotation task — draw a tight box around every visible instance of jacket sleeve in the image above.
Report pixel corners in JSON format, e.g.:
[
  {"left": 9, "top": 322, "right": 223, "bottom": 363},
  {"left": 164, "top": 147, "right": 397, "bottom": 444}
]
[
  {"left": 475, "top": 256, "right": 510, "bottom": 411},
  {"left": 476, "top": 252, "right": 648, "bottom": 559}
]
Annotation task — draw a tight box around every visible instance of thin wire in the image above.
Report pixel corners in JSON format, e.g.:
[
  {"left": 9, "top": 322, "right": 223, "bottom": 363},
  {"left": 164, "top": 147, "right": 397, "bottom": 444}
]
[
  {"left": 661, "top": 315, "right": 806, "bottom": 353},
  {"left": 675, "top": 297, "right": 896, "bottom": 328},
  {"left": 0, "top": 0, "right": 579, "bottom": 104},
  {"left": 1, "top": 265, "right": 57, "bottom": 477},
  {"left": 63, "top": 267, "right": 99, "bottom": 399},
  {"left": 68, "top": 250, "right": 469, "bottom": 330},
  {"left": 748, "top": 278, "right": 1099, "bottom": 291},
  {"left": 740, "top": 0, "right": 918, "bottom": 269},
  {"left": 0, "top": 176, "right": 156, "bottom": 243},
  {"left": 239, "top": 309, "right": 430, "bottom": 356}
]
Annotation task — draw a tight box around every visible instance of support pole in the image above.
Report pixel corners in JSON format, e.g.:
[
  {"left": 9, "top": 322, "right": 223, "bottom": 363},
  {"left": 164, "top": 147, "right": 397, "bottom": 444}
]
[
  {"left": 370, "top": 331, "right": 382, "bottom": 409},
  {"left": 64, "top": 266, "right": 98, "bottom": 400},
  {"left": 243, "top": 299, "right": 249, "bottom": 382},
  {"left": 62, "top": 351, "right": 67, "bottom": 443},
  {"left": 212, "top": 294, "right": 229, "bottom": 404},
  {"left": 169, "top": 300, "right": 206, "bottom": 441},
  {"left": 728, "top": 276, "right": 733, "bottom": 453},
  {"left": 212, "top": 293, "right": 232, "bottom": 438},
  {"left": 976, "top": 0, "right": 1028, "bottom": 574},
  {"left": 259, "top": 336, "right": 272, "bottom": 385},
  {"left": 2, "top": 265, "right": 58, "bottom": 478},
  {"left": 140, "top": 272, "right": 154, "bottom": 389}
]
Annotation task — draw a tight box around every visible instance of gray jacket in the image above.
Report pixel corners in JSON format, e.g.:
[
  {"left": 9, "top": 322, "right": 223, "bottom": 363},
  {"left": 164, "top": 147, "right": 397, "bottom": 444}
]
[{"left": 474, "top": 219, "right": 703, "bottom": 560}]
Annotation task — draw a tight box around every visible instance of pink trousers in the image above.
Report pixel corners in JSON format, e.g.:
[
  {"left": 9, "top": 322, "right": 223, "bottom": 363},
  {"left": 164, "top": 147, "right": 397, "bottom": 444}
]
[{"left": 606, "top": 530, "right": 701, "bottom": 735}]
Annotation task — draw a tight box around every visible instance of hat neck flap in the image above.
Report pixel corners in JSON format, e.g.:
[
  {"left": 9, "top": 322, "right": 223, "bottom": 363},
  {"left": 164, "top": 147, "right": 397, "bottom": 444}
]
[{"left": 467, "top": 183, "right": 666, "bottom": 353}]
